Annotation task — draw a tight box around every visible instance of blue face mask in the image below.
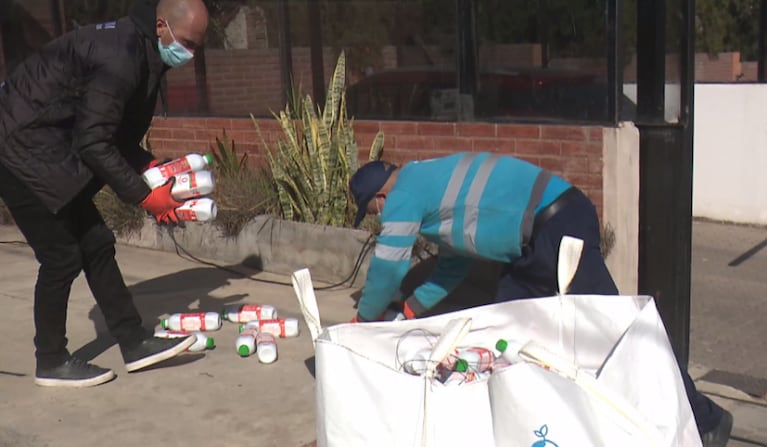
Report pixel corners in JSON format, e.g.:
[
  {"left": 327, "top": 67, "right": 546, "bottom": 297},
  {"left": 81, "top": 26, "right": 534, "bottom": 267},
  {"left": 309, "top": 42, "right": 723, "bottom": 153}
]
[{"left": 158, "top": 21, "right": 194, "bottom": 67}]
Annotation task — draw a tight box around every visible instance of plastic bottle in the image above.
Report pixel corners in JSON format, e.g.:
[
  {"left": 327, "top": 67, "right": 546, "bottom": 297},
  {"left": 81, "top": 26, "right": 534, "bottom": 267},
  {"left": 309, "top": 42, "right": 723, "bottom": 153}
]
[
  {"left": 239, "top": 318, "right": 300, "bottom": 338},
  {"left": 495, "top": 339, "right": 526, "bottom": 365},
  {"left": 235, "top": 326, "right": 259, "bottom": 357},
  {"left": 222, "top": 304, "right": 278, "bottom": 323},
  {"left": 161, "top": 312, "right": 222, "bottom": 332},
  {"left": 171, "top": 170, "right": 215, "bottom": 201},
  {"left": 142, "top": 153, "right": 213, "bottom": 189},
  {"left": 402, "top": 347, "right": 459, "bottom": 376},
  {"left": 256, "top": 332, "right": 278, "bottom": 364},
  {"left": 154, "top": 330, "right": 215, "bottom": 352},
  {"left": 175, "top": 198, "right": 218, "bottom": 222},
  {"left": 454, "top": 347, "right": 495, "bottom": 373}
]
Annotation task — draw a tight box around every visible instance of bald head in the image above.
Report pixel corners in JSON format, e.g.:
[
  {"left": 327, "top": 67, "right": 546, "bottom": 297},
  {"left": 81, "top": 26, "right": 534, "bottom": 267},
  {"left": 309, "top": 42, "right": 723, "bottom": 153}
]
[{"left": 156, "top": 0, "right": 209, "bottom": 53}]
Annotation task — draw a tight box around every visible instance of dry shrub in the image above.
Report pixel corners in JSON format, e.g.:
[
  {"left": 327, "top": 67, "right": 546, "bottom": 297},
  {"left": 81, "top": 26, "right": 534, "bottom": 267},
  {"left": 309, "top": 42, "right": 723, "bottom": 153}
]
[
  {"left": 211, "top": 165, "right": 276, "bottom": 238},
  {"left": 93, "top": 187, "right": 146, "bottom": 237}
]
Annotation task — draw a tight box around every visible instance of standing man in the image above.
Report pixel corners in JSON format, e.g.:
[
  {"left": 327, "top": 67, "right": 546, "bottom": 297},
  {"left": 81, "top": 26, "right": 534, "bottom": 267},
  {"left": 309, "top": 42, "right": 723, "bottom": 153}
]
[
  {"left": 349, "top": 152, "right": 732, "bottom": 446},
  {"left": 0, "top": 0, "right": 209, "bottom": 387}
]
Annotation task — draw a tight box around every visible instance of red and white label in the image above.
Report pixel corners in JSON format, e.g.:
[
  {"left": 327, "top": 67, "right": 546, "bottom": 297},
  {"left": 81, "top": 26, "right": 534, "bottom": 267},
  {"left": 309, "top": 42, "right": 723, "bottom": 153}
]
[
  {"left": 256, "top": 332, "right": 276, "bottom": 347},
  {"left": 237, "top": 305, "right": 265, "bottom": 322},
  {"left": 159, "top": 158, "right": 191, "bottom": 177},
  {"left": 179, "top": 313, "right": 206, "bottom": 331},
  {"left": 256, "top": 319, "right": 286, "bottom": 337},
  {"left": 175, "top": 200, "right": 200, "bottom": 221},
  {"left": 464, "top": 347, "right": 495, "bottom": 372}
]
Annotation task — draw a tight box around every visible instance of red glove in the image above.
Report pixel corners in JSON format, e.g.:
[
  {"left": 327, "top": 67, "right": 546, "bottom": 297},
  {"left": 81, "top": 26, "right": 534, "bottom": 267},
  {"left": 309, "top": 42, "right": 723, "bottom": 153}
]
[
  {"left": 403, "top": 301, "right": 417, "bottom": 320},
  {"left": 140, "top": 178, "right": 183, "bottom": 224}
]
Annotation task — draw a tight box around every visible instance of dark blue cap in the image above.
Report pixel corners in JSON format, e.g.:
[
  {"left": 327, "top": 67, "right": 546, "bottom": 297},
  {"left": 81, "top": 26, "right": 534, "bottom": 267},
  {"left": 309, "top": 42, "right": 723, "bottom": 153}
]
[{"left": 349, "top": 161, "right": 397, "bottom": 228}]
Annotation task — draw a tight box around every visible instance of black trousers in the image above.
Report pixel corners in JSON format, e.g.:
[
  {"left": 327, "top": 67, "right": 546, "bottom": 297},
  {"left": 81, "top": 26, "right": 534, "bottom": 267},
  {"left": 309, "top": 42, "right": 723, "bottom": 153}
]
[
  {"left": 0, "top": 163, "right": 146, "bottom": 368},
  {"left": 494, "top": 187, "right": 722, "bottom": 433}
]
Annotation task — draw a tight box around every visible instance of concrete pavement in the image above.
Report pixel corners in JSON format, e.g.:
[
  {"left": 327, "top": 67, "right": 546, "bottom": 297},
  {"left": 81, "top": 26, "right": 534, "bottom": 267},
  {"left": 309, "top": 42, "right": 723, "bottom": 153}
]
[{"left": 0, "top": 220, "right": 764, "bottom": 446}]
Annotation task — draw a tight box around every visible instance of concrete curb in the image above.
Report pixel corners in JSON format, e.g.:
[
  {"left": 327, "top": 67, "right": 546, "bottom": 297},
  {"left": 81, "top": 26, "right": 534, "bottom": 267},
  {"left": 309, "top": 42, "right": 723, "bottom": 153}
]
[{"left": 116, "top": 215, "right": 375, "bottom": 287}]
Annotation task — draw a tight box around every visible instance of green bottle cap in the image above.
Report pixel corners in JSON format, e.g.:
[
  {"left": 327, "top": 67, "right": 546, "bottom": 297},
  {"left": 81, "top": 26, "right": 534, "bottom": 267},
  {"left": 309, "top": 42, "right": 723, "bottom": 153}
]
[
  {"left": 237, "top": 345, "right": 250, "bottom": 357},
  {"left": 496, "top": 339, "right": 508, "bottom": 353},
  {"left": 161, "top": 319, "right": 168, "bottom": 329},
  {"left": 455, "top": 359, "right": 469, "bottom": 372},
  {"left": 206, "top": 337, "right": 216, "bottom": 349},
  {"left": 238, "top": 324, "right": 244, "bottom": 333},
  {"left": 203, "top": 153, "right": 213, "bottom": 165},
  {"left": 220, "top": 309, "right": 228, "bottom": 320}
]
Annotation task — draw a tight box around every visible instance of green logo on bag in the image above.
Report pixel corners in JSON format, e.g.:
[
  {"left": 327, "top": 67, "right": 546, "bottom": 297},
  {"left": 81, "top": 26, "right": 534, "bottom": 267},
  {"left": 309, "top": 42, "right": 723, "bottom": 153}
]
[{"left": 531, "top": 424, "right": 559, "bottom": 447}]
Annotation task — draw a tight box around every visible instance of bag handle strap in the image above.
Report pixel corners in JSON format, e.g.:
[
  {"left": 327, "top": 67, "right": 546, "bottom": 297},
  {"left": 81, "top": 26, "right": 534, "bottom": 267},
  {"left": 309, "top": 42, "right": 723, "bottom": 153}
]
[
  {"left": 520, "top": 341, "right": 667, "bottom": 446},
  {"left": 558, "top": 235, "right": 584, "bottom": 295},
  {"left": 291, "top": 268, "right": 323, "bottom": 348}
]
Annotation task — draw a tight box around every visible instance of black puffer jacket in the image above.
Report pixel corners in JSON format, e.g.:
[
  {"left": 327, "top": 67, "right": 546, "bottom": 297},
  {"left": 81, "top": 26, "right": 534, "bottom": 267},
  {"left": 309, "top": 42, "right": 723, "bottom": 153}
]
[{"left": 0, "top": 0, "right": 166, "bottom": 213}]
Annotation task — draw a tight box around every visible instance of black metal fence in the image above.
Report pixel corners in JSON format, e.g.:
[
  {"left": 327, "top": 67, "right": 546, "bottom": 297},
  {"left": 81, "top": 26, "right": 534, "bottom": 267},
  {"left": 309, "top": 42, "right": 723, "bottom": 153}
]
[{"left": 1, "top": 0, "right": 634, "bottom": 124}]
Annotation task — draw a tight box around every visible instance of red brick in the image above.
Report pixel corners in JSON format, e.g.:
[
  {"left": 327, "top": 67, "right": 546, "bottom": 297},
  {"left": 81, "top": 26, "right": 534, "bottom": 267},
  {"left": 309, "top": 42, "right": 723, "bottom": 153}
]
[
  {"left": 588, "top": 127, "right": 604, "bottom": 142},
  {"left": 516, "top": 155, "right": 541, "bottom": 166},
  {"left": 172, "top": 129, "right": 196, "bottom": 140},
  {"left": 564, "top": 173, "right": 602, "bottom": 190},
  {"left": 205, "top": 118, "right": 233, "bottom": 131},
  {"left": 541, "top": 125, "right": 588, "bottom": 141},
  {"left": 561, "top": 141, "right": 602, "bottom": 156},
  {"left": 416, "top": 150, "right": 466, "bottom": 161},
  {"left": 353, "top": 121, "right": 383, "bottom": 134},
  {"left": 456, "top": 123, "right": 496, "bottom": 138},
  {"left": 379, "top": 121, "right": 418, "bottom": 135},
  {"left": 151, "top": 117, "right": 186, "bottom": 129},
  {"left": 226, "top": 130, "right": 260, "bottom": 145},
  {"left": 431, "top": 136, "right": 474, "bottom": 152},
  {"left": 151, "top": 139, "right": 189, "bottom": 151},
  {"left": 417, "top": 122, "right": 456, "bottom": 136},
  {"left": 147, "top": 128, "right": 172, "bottom": 139},
  {"left": 229, "top": 118, "right": 259, "bottom": 130},
  {"left": 195, "top": 129, "right": 224, "bottom": 142},
  {"left": 380, "top": 149, "right": 417, "bottom": 164},
  {"left": 251, "top": 119, "right": 281, "bottom": 133},
  {"left": 538, "top": 156, "right": 565, "bottom": 174},
  {"left": 394, "top": 135, "right": 436, "bottom": 151},
  {"left": 179, "top": 119, "right": 208, "bottom": 129},
  {"left": 515, "top": 139, "right": 561, "bottom": 156},
  {"left": 497, "top": 125, "right": 540, "bottom": 139},
  {"left": 562, "top": 156, "right": 589, "bottom": 174},
  {"left": 472, "top": 138, "right": 515, "bottom": 153}
]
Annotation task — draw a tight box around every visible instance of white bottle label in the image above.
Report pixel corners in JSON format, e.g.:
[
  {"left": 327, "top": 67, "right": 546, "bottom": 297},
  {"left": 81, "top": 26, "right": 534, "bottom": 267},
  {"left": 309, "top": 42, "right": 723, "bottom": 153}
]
[{"left": 180, "top": 313, "right": 205, "bottom": 331}]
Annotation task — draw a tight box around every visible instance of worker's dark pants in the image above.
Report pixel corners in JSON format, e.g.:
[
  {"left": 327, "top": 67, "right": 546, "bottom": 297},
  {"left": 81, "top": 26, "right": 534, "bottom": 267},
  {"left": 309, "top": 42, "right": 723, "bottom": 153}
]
[
  {"left": 495, "top": 187, "right": 723, "bottom": 434},
  {"left": 0, "top": 163, "right": 146, "bottom": 369}
]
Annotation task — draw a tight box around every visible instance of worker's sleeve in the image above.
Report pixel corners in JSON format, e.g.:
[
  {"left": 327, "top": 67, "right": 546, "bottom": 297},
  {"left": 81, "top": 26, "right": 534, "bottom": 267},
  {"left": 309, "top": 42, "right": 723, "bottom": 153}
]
[
  {"left": 356, "top": 191, "right": 423, "bottom": 321},
  {"left": 405, "top": 249, "right": 473, "bottom": 316}
]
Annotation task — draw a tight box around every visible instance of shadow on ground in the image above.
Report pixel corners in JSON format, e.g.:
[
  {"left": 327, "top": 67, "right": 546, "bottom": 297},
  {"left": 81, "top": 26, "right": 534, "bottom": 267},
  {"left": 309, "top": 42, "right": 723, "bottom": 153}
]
[{"left": 73, "top": 264, "right": 255, "bottom": 363}]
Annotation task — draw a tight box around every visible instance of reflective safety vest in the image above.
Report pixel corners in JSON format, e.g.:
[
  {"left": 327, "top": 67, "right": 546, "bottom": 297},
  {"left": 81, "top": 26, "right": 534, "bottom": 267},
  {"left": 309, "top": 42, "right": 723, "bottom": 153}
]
[{"left": 357, "top": 152, "right": 571, "bottom": 321}]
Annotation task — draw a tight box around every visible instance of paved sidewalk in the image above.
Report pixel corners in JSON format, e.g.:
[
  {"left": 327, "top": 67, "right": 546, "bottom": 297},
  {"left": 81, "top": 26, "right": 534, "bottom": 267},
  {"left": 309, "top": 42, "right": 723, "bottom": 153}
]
[{"left": 0, "top": 221, "right": 764, "bottom": 446}]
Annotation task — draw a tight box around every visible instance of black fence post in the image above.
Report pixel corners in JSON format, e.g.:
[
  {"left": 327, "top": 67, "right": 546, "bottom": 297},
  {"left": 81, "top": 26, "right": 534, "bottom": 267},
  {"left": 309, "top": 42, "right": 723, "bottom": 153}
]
[{"left": 635, "top": 0, "right": 695, "bottom": 366}]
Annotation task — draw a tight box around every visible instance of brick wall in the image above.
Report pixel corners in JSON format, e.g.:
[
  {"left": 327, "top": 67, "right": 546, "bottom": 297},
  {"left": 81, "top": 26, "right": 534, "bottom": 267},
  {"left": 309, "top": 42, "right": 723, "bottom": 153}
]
[{"left": 148, "top": 117, "right": 605, "bottom": 216}]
